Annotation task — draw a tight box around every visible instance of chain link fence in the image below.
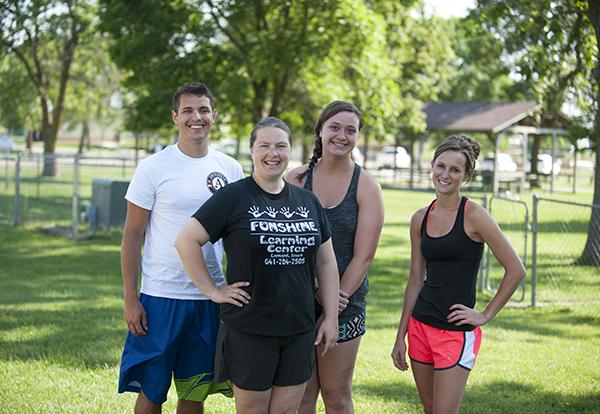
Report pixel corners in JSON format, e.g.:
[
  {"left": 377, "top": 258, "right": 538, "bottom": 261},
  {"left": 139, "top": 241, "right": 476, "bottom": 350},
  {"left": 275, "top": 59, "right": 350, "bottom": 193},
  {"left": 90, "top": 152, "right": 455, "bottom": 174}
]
[
  {"left": 2, "top": 155, "right": 599, "bottom": 308},
  {"left": 481, "top": 194, "right": 529, "bottom": 302},
  {"left": 0, "top": 154, "right": 17, "bottom": 226},
  {"left": 0, "top": 152, "right": 139, "bottom": 237},
  {"left": 531, "top": 196, "right": 600, "bottom": 306}
]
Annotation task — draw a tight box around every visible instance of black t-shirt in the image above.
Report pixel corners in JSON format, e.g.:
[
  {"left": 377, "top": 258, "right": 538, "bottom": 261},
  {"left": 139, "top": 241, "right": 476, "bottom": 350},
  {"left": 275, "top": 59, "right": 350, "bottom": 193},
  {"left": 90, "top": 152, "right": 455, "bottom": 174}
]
[{"left": 193, "top": 176, "right": 332, "bottom": 336}]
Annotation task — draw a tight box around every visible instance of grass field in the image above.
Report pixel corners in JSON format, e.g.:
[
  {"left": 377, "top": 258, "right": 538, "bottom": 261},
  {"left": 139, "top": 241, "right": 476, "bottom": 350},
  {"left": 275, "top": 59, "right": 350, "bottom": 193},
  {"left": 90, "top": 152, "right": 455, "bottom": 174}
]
[{"left": 1, "top": 189, "right": 599, "bottom": 413}]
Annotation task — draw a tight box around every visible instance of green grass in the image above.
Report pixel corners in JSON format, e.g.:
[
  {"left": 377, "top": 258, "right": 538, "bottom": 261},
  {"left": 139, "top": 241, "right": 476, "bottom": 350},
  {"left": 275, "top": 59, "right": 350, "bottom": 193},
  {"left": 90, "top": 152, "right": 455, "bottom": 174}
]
[{"left": 1, "top": 189, "right": 599, "bottom": 413}]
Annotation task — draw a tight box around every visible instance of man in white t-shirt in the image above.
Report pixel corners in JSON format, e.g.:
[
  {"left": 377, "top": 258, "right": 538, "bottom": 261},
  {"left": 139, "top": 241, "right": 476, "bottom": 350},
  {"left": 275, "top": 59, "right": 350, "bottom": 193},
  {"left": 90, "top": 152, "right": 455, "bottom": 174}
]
[{"left": 118, "top": 83, "right": 244, "bottom": 414}]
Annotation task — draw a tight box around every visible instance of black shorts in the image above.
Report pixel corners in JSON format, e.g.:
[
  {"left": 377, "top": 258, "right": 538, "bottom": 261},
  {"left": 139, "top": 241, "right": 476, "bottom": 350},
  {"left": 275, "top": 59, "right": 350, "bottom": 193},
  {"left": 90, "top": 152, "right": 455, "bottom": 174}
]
[{"left": 214, "top": 322, "right": 315, "bottom": 391}]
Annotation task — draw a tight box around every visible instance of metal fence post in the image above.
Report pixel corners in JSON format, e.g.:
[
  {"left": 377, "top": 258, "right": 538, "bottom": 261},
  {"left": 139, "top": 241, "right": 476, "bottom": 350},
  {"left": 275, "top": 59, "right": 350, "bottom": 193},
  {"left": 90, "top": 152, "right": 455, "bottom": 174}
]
[
  {"left": 13, "top": 152, "right": 21, "bottom": 226},
  {"left": 72, "top": 154, "right": 80, "bottom": 240},
  {"left": 4, "top": 154, "right": 8, "bottom": 190},
  {"left": 36, "top": 153, "right": 41, "bottom": 199},
  {"left": 531, "top": 194, "right": 538, "bottom": 307}
]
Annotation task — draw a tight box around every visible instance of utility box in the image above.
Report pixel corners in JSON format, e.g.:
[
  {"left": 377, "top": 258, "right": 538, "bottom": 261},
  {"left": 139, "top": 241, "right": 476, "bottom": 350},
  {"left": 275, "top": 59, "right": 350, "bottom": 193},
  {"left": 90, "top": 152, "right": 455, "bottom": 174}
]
[{"left": 91, "top": 178, "right": 130, "bottom": 229}]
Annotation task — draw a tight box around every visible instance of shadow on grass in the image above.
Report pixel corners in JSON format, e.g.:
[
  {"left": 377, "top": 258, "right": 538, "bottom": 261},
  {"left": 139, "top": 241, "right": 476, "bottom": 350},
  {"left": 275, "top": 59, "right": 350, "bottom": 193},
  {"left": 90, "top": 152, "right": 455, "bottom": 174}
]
[
  {"left": 356, "top": 380, "right": 422, "bottom": 408},
  {"left": 463, "top": 380, "right": 600, "bottom": 414},
  {"left": 358, "top": 379, "right": 600, "bottom": 413},
  {"left": 0, "top": 227, "right": 125, "bottom": 369}
]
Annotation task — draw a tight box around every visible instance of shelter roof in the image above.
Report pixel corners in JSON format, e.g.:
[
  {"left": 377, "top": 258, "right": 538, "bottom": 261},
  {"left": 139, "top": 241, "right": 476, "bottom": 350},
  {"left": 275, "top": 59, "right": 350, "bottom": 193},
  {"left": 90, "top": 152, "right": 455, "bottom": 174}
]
[{"left": 423, "top": 101, "right": 539, "bottom": 134}]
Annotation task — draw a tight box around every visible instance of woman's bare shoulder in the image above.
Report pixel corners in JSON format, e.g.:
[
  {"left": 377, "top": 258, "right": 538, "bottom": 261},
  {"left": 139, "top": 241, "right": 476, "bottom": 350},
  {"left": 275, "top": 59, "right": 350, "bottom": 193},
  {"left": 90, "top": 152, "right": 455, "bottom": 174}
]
[{"left": 285, "top": 164, "right": 310, "bottom": 186}]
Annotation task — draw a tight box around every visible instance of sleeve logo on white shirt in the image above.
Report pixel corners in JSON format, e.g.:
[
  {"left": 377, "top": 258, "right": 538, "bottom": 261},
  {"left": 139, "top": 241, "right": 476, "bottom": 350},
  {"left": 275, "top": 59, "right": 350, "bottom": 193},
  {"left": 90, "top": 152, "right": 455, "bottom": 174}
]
[{"left": 207, "top": 171, "right": 229, "bottom": 193}]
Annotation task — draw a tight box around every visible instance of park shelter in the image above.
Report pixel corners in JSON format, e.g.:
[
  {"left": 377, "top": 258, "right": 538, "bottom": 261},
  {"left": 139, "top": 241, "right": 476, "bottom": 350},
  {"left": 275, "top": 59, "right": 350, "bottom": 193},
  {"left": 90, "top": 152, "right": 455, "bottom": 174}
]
[{"left": 423, "top": 101, "right": 569, "bottom": 193}]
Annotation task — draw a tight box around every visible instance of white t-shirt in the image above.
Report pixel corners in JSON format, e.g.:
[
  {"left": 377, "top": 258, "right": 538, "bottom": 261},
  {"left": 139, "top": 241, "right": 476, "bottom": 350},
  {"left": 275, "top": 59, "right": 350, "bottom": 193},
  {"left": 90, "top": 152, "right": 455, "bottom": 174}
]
[{"left": 125, "top": 144, "right": 244, "bottom": 300}]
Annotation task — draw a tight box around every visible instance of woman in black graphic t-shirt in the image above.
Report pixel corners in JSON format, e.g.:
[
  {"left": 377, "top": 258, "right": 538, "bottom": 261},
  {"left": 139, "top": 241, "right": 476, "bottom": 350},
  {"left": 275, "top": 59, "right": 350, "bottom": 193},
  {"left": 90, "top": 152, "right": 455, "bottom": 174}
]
[
  {"left": 176, "top": 117, "right": 339, "bottom": 413},
  {"left": 391, "top": 135, "right": 526, "bottom": 414}
]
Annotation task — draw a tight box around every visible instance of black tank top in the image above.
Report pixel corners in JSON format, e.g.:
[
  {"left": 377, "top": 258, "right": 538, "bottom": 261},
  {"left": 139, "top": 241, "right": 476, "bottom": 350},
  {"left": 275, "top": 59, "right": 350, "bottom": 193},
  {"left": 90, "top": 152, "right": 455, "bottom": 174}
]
[
  {"left": 304, "top": 163, "right": 368, "bottom": 323},
  {"left": 412, "top": 197, "right": 484, "bottom": 331}
]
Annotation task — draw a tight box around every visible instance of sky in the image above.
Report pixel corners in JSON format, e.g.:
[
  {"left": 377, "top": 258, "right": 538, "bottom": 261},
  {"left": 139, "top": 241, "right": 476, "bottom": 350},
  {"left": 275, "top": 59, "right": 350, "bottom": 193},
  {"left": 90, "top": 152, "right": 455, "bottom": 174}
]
[{"left": 423, "top": 0, "right": 475, "bottom": 18}]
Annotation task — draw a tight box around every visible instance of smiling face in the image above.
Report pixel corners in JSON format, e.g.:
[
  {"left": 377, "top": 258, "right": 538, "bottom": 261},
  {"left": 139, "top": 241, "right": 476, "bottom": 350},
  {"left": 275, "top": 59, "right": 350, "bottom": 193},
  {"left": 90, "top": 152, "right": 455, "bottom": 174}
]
[
  {"left": 319, "top": 111, "right": 360, "bottom": 159},
  {"left": 431, "top": 150, "right": 469, "bottom": 195},
  {"left": 250, "top": 126, "right": 291, "bottom": 181},
  {"left": 171, "top": 94, "right": 216, "bottom": 147}
]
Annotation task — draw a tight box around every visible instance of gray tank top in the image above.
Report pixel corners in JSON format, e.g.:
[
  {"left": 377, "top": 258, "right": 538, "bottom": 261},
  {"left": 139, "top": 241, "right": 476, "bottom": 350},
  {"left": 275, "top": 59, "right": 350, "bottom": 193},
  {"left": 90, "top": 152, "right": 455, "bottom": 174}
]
[{"left": 304, "top": 163, "right": 368, "bottom": 323}]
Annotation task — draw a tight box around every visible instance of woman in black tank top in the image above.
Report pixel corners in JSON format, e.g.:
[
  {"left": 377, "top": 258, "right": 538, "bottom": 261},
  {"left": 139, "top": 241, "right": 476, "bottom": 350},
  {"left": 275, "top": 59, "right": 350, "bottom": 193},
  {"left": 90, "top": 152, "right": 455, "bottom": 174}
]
[
  {"left": 391, "top": 135, "right": 525, "bottom": 414},
  {"left": 287, "top": 101, "right": 384, "bottom": 414}
]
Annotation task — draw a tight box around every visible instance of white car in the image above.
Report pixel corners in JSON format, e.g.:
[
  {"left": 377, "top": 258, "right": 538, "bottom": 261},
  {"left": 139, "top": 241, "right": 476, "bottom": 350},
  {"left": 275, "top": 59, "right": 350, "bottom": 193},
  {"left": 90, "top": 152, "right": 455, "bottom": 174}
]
[
  {"left": 0, "top": 134, "right": 13, "bottom": 152},
  {"left": 477, "top": 153, "right": 518, "bottom": 172},
  {"left": 375, "top": 146, "right": 411, "bottom": 169},
  {"left": 352, "top": 147, "right": 364, "bottom": 166},
  {"left": 526, "top": 154, "right": 561, "bottom": 176}
]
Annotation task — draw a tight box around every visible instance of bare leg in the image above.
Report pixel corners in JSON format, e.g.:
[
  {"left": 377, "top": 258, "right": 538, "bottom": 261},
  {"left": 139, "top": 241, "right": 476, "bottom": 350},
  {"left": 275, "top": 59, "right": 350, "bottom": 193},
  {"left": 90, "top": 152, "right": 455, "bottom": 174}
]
[
  {"left": 432, "top": 366, "right": 470, "bottom": 414},
  {"left": 177, "top": 399, "right": 203, "bottom": 414},
  {"left": 318, "top": 337, "right": 361, "bottom": 414},
  {"left": 233, "top": 384, "right": 271, "bottom": 414},
  {"left": 411, "top": 361, "right": 434, "bottom": 414},
  {"left": 298, "top": 364, "right": 320, "bottom": 414},
  {"left": 135, "top": 391, "right": 161, "bottom": 414},
  {"left": 268, "top": 383, "right": 307, "bottom": 414}
]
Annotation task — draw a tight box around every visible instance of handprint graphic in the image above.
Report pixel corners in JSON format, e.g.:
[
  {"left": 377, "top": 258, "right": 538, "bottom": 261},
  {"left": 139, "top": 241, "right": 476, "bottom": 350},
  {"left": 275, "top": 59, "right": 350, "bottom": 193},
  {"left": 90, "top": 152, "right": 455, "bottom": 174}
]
[
  {"left": 280, "top": 207, "right": 295, "bottom": 218},
  {"left": 295, "top": 206, "right": 309, "bottom": 218}
]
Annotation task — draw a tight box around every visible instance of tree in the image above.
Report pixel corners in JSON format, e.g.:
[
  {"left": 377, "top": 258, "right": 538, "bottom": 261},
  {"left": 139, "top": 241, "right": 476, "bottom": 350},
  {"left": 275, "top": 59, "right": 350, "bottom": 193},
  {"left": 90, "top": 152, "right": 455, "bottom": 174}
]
[
  {"left": 471, "top": 0, "right": 599, "bottom": 264},
  {"left": 375, "top": 3, "right": 456, "bottom": 180},
  {"left": 298, "top": 0, "right": 404, "bottom": 166},
  {"left": 99, "top": 0, "right": 349, "bottom": 146},
  {"left": 62, "top": 32, "right": 122, "bottom": 154},
  {"left": 441, "top": 16, "right": 516, "bottom": 103},
  {"left": 580, "top": 0, "right": 600, "bottom": 265},
  {"left": 0, "top": 0, "right": 94, "bottom": 175},
  {"left": 471, "top": 0, "right": 596, "bottom": 186},
  {"left": 0, "top": 54, "right": 40, "bottom": 134}
]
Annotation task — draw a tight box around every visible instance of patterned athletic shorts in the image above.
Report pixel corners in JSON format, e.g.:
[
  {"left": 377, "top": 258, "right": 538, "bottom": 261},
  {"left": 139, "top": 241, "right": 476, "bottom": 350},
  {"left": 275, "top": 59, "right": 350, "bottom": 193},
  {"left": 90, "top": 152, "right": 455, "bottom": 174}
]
[{"left": 338, "top": 312, "right": 366, "bottom": 343}]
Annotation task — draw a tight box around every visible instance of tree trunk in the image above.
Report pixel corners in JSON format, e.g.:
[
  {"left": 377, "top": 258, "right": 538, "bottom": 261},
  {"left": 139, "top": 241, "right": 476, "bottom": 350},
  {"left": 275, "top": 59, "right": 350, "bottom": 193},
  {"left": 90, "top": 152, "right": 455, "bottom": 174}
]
[
  {"left": 235, "top": 135, "right": 242, "bottom": 160},
  {"left": 251, "top": 80, "right": 267, "bottom": 122},
  {"left": 26, "top": 130, "right": 33, "bottom": 152},
  {"left": 408, "top": 135, "right": 416, "bottom": 189},
  {"left": 578, "top": 0, "right": 600, "bottom": 266},
  {"left": 362, "top": 128, "right": 371, "bottom": 170},
  {"left": 78, "top": 121, "right": 90, "bottom": 154},
  {"left": 530, "top": 135, "right": 542, "bottom": 188},
  {"left": 577, "top": 137, "right": 600, "bottom": 265},
  {"left": 301, "top": 137, "right": 309, "bottom": 164},
  {"left": 42, "top": 121, "right": 57, "bottom": 176},
  {"left": 134, "top": 133, "right": 140, "bottom": 165}
]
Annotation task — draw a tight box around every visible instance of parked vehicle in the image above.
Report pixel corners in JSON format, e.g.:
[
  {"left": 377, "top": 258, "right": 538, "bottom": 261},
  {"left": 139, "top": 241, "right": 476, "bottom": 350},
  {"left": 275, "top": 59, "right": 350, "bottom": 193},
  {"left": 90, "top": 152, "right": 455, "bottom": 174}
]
[
  {"left": 477, "top": 152, "right": 518, "bottom": 172},
  {"left": 526, "top": 154, "right": 561, "bottom": 176},
  {"left": 352, "top": 147, "right": 364, "bottom": 166},
  {"left": 374, "top": 146, "right": 411, "bottom": 169},
  {"left": 0, "top": 133, "right": 13, "bottom": 152}
]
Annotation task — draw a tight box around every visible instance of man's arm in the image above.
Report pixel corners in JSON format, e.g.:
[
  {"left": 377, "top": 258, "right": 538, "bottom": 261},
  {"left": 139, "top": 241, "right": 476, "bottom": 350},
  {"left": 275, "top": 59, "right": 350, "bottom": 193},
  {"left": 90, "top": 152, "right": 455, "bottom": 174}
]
[{"left": 121, "top": 201, "right": 150, "bottom": 336}]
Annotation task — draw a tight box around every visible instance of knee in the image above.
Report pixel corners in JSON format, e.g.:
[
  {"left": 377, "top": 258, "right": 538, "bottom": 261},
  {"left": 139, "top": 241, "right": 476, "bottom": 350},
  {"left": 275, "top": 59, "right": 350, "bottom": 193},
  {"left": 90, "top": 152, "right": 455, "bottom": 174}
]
[
  {"left": 321, "top": 386, "right": 352, "bottom": 412},
  {"left": 177, "top": 399, "right": 203, "bottom": 414},
  {"left": 135, "top": 392, "right": 161, "bottom": 414},
  {"left": 301, "top": 380, "right": 319, "bottom": 402},
  {"left": 298, "top": 391, "right": 318, "bottom": 414}
]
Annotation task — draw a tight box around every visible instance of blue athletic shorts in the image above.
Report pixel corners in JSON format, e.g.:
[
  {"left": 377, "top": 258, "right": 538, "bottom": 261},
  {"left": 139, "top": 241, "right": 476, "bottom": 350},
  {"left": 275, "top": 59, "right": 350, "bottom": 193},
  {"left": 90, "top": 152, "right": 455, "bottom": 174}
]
[{"left": 118, "top": 293, "right": 233, "bottom": 404}]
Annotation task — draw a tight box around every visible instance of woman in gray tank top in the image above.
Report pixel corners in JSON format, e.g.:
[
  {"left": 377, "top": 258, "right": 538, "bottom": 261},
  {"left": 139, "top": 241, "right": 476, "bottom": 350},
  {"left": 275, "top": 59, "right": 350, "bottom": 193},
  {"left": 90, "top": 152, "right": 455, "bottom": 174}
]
[{"left": 286, "top": 101, "right": 384, "bottom": 414}]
